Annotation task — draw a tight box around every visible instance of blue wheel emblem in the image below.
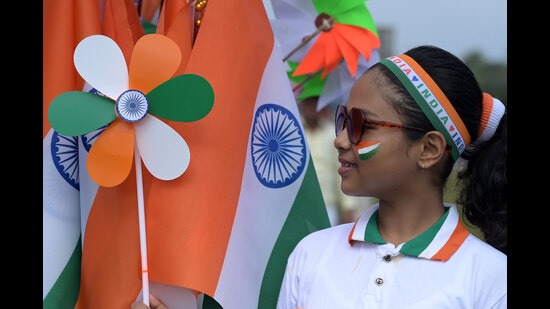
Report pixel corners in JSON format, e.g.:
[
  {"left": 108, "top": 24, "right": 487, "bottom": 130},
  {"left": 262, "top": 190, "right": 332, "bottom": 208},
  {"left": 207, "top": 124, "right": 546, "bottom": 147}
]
[
  {"left": 250, "top": 103, "right": 306, "bottom": 188},
  {"left": 81, "top": 125, "right": 107, "bottom": 152},
  {"left": 116, "top": 89, "right": 148, "bottom": 122},
  {"left": 51, "top": 132, "right": 80, "bottom": 190}
]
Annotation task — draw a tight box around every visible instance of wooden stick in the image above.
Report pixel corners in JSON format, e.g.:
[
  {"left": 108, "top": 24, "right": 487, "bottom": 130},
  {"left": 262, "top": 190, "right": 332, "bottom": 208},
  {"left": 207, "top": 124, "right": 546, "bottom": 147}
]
[{"left": 283, "top": 16, "right": 334, "bottom": 62}]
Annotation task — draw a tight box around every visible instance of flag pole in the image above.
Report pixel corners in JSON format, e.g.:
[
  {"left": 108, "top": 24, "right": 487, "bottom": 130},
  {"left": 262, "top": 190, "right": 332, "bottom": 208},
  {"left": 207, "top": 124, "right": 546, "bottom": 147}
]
[{"left": 134, "top": 144, "right": 150, "bottom": 306}]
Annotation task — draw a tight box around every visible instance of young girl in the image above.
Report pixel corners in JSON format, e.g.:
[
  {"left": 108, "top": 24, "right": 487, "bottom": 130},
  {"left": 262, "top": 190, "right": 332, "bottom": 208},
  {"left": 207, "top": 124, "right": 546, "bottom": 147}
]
[{"left": 276, "top": 45, "right": 507, "bottom": 308}]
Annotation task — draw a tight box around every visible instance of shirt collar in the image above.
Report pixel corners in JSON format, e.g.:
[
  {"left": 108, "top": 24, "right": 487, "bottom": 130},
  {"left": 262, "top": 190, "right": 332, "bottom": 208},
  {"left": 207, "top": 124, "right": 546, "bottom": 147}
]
[{"left": 348, "top": 203, "right": 470, "bottom": 261}]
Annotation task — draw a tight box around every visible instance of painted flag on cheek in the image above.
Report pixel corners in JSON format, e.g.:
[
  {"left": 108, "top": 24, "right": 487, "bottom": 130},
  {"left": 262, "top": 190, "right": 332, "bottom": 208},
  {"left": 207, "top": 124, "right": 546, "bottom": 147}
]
[
  {"left": 357, "top": 140, "right": 380, "bottom": 160},
  {"left": 142, "top": 0, "right": 331, "bottom": 308}
]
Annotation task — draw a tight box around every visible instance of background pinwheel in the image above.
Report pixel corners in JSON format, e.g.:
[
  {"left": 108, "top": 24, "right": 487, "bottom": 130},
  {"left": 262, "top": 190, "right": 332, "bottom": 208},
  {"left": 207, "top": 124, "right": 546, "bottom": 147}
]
[
  {"left": 270, "top": 0, "right": 380, "bottom": 110},
  {"left": 48, "top": 34, "right": 214, "bottom": 188},
  {"left": 286, "top": 50, "right": 380, "bottom": 111}
]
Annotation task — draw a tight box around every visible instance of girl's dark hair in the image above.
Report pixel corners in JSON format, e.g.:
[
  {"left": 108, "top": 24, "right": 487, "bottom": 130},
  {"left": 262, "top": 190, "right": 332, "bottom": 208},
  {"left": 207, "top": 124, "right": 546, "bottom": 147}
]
[{"left": 370, "top": 45, "right": 507, "bottom": 254}]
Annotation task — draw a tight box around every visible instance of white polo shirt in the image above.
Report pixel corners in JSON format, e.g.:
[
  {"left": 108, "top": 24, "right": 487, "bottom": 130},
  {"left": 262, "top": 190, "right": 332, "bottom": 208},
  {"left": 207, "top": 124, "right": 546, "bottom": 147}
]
[{"left": 277, "top": 203, "right": 507, "bottom": 309}]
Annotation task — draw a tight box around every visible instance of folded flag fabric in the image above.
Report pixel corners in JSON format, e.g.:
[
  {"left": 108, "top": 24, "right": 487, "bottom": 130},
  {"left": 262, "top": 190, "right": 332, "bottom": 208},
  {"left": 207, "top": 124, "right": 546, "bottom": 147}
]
[{"left": 44, "top": 0, "right": 331, "bottom": 308}]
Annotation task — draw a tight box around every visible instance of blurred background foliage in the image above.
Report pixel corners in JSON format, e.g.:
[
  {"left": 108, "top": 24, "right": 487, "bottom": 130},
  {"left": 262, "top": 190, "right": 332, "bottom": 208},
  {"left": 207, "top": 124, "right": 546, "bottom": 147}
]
[{"left": 463, "top": 50, "right": 507, "bottom": 106}]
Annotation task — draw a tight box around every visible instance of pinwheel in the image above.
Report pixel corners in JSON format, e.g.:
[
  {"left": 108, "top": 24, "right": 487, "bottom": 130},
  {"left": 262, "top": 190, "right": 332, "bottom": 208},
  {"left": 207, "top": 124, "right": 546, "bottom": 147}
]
[
  {"left": 286, "top": 50, "right": 380, "bottom": 111},
  {"left": 270, "top": 0, "right": 380, "bottom": 110},
  {"left": 47, "top": 33, "right": 214, "bottom": 305},
  {"left": 48, "top": 34, "right": 214, "bottom": 187}
]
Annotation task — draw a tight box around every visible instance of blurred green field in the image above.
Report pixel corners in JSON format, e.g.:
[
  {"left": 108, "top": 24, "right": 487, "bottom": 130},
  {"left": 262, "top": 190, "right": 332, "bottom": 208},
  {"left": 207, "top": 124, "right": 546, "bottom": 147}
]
[{"left": 443, "top": 168, "right": 484, "bottom": 240}]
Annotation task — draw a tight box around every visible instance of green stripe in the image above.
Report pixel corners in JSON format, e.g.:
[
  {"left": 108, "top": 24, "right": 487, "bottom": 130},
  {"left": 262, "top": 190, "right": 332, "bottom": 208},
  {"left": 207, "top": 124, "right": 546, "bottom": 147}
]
[
  {"left": 400, "top": 208, "right": 450, "bottom": 257},
  {"left": 43, "top": 237, "right": 82, "bottom": 309},
  {"left": 258, "top": 157, "right": 330, "bottom": 308},
  {"left": 364, "top": 210, "right": 386, "bottom": 244},
  {"left": 380, "top": 59, "right": 460, "bottom": 161}
]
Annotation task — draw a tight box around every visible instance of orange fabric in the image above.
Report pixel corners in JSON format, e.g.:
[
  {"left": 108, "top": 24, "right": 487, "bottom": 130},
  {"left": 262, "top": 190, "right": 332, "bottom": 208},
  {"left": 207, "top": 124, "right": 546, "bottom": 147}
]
[
  {"left": 76, "top": 167, "right": 148, "bottom": 308},
  {"left": 156, "top": 0, "right": 193, "bottom": 75},
  {"left": 75, "top": 0, "right": 146, "bottom": 307},
  {"left": 139, "top": 0, "right": 162, "bottom": 22},
  {"left": 101, "top": 0, "right": 144, "bottom": 66},
  {"left": 76, "top": 0, "right": 273, "bottom": 305},
  {"left": 43, "top": 0, "right": 101, "bottom": 137},
  {"left": 145, "top": 0, "right": 272, "bottom": 295}
]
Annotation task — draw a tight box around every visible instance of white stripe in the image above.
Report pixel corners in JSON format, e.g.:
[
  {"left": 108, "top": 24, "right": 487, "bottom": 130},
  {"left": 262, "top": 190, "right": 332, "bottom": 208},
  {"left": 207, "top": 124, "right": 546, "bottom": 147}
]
[
  {"left": 43, "top": 129, "right": 81, "bottom": 298},
  {"left": 358, "top": 143, "right": 379, "bottom": 155},
  {"left": 78, "top": 138, "right": 99, "bottom": 244},
  {"left": 78, "top": 82, "right": 100, "bottom": 243},
  {"left": 478, "top": 97, "right": 505, "bottom": 143},
  {"left": 214, "top": 43, "right": 308, "bottom": 308},
  {"left": 418, "top": 204, "right": 460, "bottom": 259},
  {"left": 350, "top": 203, "right": 378, "bottom": 242}
]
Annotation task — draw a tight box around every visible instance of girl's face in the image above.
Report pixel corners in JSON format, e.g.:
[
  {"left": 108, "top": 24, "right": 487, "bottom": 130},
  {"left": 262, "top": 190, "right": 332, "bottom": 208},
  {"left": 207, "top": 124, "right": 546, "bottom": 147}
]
[{"left": 334, "top": 70, "right": 421, "bottom": 199}]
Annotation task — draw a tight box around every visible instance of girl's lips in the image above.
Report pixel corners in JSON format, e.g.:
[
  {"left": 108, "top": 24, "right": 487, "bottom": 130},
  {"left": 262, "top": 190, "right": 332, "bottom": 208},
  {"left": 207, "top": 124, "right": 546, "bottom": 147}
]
[
  {"left": 338, "top": 157, "right": 357, "bottom": 175},
  {"left": 338, "top": 165, "right": 354, "bottom": 175}
]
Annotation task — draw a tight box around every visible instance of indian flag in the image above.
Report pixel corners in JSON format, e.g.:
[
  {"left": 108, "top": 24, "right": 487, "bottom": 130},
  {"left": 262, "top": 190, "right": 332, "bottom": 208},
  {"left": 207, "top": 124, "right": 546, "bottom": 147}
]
[
  {"left": 57, "top": 0, "right": 330, "bottom": 308},
  {"left": 44, "top": 0, "right": 149, "bottom": 308},
  {"left": 145, "top": 0, "right": 331, "bottom": 307},
  {"left": 43, "top": 0, "right": 101, "bottom": 308}
]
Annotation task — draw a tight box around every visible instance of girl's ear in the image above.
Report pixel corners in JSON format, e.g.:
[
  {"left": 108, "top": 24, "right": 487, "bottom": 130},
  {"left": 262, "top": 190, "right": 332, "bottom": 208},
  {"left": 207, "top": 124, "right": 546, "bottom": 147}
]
[{"left": 417, "top": 131, "right": 448, "bottom": 168}]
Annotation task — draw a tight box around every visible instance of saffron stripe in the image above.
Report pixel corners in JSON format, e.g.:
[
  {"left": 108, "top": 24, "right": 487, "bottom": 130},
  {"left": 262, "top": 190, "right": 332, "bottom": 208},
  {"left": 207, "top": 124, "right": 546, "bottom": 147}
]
[{"left": 431, "top": 219, "right": 469, "bottom": 261}]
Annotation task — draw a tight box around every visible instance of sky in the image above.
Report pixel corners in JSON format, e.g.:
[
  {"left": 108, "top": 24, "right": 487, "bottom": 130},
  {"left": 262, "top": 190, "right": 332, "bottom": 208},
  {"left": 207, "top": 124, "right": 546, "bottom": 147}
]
[{"left": 263, "top": 0, "right": 507, "bottom": 63}]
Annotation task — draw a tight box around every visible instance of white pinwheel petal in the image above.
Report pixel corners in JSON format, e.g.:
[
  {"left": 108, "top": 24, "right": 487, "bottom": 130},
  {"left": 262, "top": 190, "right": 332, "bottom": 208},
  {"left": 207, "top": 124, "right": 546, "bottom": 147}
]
[
  {"left": 270, "top": 0, "right": 318, "bottom": 62},
  {"left": 271, "top": 19, "right": 315, "bottom": 62},
  {"left": 317, "top": 50, "right": 381, "bottom": 111},
  {"left": 135, "top": 115, "right": 190, "bottom": 181},
  {"left": 74, "top": 34, "right": 129, "bottom": 100}
]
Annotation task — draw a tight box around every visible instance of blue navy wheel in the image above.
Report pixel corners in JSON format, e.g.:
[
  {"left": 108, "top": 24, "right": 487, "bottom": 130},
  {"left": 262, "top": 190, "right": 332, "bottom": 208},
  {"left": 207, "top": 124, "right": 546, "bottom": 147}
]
[
  {"left": 116, "top": 89, "right": 148, "bottom": 122},
  {"left": 51, "top": 132, "right": 79, "bottom": 190},
  {"left": 251, "top": 103, "right": 306, "bottom": 188},
  {"left": 81, "top": 125, "right": 107, "bottom": 152}
]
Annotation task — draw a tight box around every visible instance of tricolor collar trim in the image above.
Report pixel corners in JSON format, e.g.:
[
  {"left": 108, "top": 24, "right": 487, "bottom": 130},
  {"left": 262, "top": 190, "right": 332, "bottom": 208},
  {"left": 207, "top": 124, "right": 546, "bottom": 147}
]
[{"left": 348, "top": 203, "right": 470, "bottom": 261}]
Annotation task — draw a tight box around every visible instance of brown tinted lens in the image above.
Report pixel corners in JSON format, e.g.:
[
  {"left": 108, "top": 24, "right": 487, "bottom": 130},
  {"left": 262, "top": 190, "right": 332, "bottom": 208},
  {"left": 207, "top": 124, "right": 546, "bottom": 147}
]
[{"left": 349, "top": 108, "right": 365, "bottom": 144}]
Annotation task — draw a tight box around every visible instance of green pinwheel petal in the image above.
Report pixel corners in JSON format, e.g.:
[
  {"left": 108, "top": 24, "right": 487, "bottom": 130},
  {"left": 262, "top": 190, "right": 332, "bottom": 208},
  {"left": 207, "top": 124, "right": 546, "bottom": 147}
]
[
  {"left": 288, "top": 61, "right": 326, "bottom": 100},
  {"left": 312, "top": 0, "right": 378, "bottom": 33},
  {"left": 147, "top": 73, "right": 214, "bottom": 122},
  {"left": 48, "top": 91, "right": 116, "bottom": 136}
]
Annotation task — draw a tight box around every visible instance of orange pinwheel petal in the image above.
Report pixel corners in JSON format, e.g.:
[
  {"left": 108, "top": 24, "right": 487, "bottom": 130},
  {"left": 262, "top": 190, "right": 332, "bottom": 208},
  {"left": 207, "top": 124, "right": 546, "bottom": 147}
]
[
  {"left": 87, "top": 120, "right": 135, "bottom": 187},
  {"left": 128, "top": 34, "right": 182, "bottom": 93},
  {"left": 156, "top": 1, "right": 193, "bottom": 75},
  {"left": 294, "top": 34, "right": 340, "bottom": 77},
  {"left": 293, "top": 24, "right": 381, "bottom": 79},
  {"left": 332, "top": 30, "right": 360, "bottom": 77},
  {"left": 322, "top": 35, "right": 346, "bottom": 77},
  {"left": 336, "top": 25, "right": 381, "bottom": 62}
]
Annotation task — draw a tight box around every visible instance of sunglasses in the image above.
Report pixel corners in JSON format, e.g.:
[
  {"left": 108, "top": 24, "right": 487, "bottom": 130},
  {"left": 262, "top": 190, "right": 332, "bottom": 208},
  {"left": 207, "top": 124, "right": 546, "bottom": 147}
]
[{"left": 335, "top": 104, "right": 427, "bottom": 145}]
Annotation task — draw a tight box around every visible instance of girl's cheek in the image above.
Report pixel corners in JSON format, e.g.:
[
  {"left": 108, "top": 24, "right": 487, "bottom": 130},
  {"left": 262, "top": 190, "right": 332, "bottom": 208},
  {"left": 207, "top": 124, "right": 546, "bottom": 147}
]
[{"left": 357, "top": 140, "right": 380, "bottom": 160}]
